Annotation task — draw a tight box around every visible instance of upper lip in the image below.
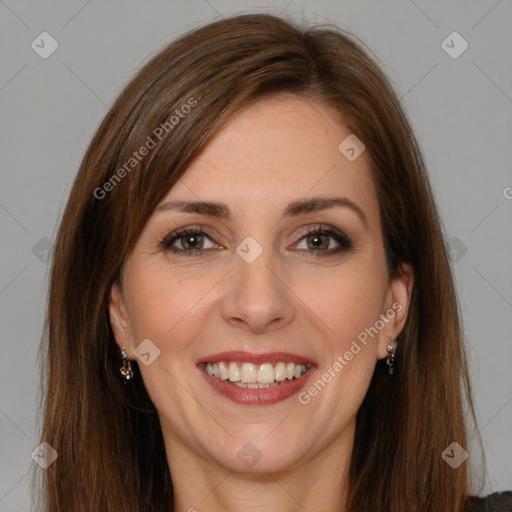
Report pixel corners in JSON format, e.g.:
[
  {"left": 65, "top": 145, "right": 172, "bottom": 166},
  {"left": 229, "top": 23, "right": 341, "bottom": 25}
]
[{"left": 197, "top": 351, "right": 316, "bottom": 366}]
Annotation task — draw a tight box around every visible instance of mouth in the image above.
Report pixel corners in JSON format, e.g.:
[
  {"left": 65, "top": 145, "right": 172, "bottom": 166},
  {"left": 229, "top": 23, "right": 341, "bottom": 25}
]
[
  {"left": 198, "top": 351, "right": 316, "bottom": 405},
  {"left": 204, "top": 361, "right": 310, "bottom": 388}
]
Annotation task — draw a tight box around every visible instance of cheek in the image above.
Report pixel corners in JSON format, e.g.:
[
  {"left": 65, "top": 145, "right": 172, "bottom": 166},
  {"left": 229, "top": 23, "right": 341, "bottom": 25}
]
[
  {"left": 304, "top": 275, "right": 385, "bottom": 396},
  {"left": 123, "top": 266, "right": 204, "bottom": 351},
  {"left": 292, "top": 267, "right": 387, "bottom": 440},
  {"left": 296, "top": 263, "right": 387, "bottom": 345}
]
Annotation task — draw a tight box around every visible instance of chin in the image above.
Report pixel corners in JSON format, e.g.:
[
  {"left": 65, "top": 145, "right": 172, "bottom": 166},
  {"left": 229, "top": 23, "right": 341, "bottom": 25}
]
[{"left": 204, "top": 430, "right": 311, "bottom": 474}]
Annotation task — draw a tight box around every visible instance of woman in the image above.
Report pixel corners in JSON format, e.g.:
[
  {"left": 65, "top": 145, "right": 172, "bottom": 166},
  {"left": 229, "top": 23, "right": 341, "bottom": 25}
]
[{"left": 35, "top": 12, "right": 511, "bottom": 512}]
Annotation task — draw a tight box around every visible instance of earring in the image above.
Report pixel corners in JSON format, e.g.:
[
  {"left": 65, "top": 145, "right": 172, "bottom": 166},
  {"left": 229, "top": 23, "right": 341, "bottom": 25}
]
[
  {"left": 119, "top": 346, "right": 133, "bottom": 381},
  {"left": 386, "top": 338, "right": 397, "bottom": 376}
]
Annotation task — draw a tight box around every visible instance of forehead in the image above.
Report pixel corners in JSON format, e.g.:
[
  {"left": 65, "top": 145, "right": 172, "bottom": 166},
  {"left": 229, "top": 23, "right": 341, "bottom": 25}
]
[{"left": 160, "top": 94, "right": 378, "bottom": 225}]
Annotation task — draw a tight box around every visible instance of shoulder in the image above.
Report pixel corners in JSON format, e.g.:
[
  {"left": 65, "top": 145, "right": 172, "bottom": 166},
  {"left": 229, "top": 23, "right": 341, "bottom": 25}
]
[{"left": 464, "top": 491, "right": 512, "bottom": 511}]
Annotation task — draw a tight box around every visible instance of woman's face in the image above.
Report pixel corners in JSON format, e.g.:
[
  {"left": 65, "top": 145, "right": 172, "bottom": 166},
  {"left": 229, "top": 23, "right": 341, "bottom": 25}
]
[{"left": 109, "top": 93, "right": 412, "bottom": 475}]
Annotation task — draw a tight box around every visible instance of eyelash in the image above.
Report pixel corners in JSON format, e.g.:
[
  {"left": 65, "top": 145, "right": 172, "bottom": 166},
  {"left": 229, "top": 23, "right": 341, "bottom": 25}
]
[{"left": 159, "top": 224, "right": 352, "bottom": 258}]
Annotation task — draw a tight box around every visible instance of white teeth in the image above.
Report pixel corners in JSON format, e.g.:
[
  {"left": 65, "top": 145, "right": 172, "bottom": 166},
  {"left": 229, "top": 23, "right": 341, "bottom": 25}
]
[
  {"left": 240, "top": 362, "right": 257, "bottom": 383},
  {"left": 218, "top": 361, "right": 229, "bottom": 380},
  {"left": 206, "top": 361, "right": 309, "bottom": 384},
  {"left": 257, "top": 363, "right": 275, "bottom": 384},
  {"left": 274, "top": 362, "right": 287, "bottom": 381},
  {"left": 228, "top": 362, "right": 241, "bottom": 382},
  {"left": 234, "top": 381, "right": 278, "bottom": 389}
]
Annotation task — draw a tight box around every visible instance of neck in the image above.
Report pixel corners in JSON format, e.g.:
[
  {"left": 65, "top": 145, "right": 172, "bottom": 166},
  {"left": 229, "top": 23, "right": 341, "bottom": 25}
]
[{"left": 164, "top": 423, "right": 354, "bottom": 512}]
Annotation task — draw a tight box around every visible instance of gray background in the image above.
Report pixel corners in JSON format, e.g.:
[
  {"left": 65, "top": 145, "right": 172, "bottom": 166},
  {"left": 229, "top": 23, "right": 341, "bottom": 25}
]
[{"left": 1, "top": 1, "right": 511, "bottom": 510}]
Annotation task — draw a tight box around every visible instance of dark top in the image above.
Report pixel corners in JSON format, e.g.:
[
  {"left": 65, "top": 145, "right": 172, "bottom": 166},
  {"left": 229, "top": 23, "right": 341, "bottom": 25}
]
[{"left": 465, "top": 491, "right": 512, "bottom": 511}]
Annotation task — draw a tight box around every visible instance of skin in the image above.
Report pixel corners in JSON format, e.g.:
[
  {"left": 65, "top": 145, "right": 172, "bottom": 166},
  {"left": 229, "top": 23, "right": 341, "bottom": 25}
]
[{"left": 109, "top": 93, "right": 414, "bottom": 512}]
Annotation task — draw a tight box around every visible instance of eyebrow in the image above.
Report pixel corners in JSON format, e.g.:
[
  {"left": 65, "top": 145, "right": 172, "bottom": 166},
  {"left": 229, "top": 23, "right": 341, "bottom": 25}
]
[{"left": 154, "top": 196, "right": 369, "bottom": 229}]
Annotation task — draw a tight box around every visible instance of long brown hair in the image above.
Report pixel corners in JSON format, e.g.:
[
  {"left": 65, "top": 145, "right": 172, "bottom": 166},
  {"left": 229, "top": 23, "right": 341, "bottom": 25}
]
[{"left": 35, "top": 12, "right": 482, "bottom": 511}]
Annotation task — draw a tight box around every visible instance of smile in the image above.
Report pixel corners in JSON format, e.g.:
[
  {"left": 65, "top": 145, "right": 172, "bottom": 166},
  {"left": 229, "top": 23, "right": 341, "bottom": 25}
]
[
  {"left": 205, "top": 361, "right": 309, "bottom": 388},
  {"left": 198, "top": 351, "right": 316, "bottom": 405}
]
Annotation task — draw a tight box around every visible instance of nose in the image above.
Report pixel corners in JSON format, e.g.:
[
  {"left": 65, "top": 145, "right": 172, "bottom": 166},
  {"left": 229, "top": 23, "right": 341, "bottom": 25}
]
[{"left": 221, "top": 247, "right": 295, "bottom": 334}]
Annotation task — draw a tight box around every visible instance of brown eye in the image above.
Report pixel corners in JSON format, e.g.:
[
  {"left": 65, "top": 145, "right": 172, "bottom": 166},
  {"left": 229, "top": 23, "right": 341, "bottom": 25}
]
[
  {"left": 159, "top": 224, "right": 352, "bottom": 258},
  {"left": 293, "top": 226, "right": 352, "bottom": 257},
  {"left": 160, "top": 227, "right": 217, "bottom": 257}
]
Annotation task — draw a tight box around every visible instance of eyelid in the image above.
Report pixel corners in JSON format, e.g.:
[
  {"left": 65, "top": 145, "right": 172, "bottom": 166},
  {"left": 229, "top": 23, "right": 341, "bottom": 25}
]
[
  {"left": 159, "top": 225, "right": 222, "bottom": 250},
  {"left": 291, "top": 225, "right": 352, "bottom": 255},
  {"left": 159, "top": 223, "right": 353, "bottom": 256}
]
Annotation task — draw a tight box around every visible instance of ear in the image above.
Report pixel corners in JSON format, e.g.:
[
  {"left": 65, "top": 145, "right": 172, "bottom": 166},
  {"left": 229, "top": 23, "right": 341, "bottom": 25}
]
[
  {"left": 109, "top": 281, "right": 134, "bottom": 359},
  {"left": 377, "top": 263, "right": 414, "bottom": 359}
]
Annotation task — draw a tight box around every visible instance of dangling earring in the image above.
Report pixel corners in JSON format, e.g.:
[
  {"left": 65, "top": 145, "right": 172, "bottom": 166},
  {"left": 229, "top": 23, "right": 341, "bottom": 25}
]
[
  {"left": 386, "top": 338, "right": 397, "bottom": 376},
  {"left": 119, "top": 346, "right": 133, "bottom": 381}
]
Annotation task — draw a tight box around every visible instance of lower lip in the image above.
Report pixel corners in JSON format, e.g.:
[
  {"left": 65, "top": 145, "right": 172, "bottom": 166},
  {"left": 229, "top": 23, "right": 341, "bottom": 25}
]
[{"left": 199, "top": 365, "right": 315, "bottom": 405}]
